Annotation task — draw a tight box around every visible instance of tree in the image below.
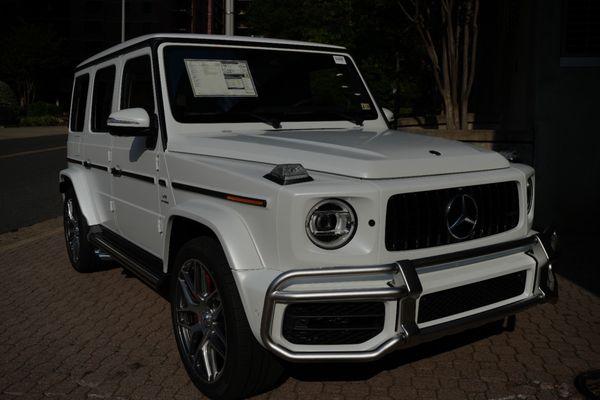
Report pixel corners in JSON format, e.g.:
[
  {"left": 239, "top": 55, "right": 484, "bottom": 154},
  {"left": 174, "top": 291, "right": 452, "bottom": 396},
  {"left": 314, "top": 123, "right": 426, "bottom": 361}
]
[
  {"left": 399, "top": 0, "right": 479, "bottom": 130},
  {"left": 0, "top": 81, "right": 19, "bottom": 125},
  {"left": 0, "top": 24, "right": 61, "bottom": 109},
  {"left": 246, "top": 0, "right": 431, "bottom": 118}
]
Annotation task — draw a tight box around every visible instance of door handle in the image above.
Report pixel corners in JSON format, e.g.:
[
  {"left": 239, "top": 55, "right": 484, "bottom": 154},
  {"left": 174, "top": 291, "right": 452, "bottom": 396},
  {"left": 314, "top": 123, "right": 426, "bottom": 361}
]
[{"left": 110, "top": 167, "right": 122, "bottom": 177}]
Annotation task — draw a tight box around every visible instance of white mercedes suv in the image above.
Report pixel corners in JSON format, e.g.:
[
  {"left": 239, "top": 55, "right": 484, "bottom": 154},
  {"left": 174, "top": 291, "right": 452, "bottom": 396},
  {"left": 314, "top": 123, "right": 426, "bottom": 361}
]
[{"left": 60, "top": 33, "right": 558, "bottom": 399}]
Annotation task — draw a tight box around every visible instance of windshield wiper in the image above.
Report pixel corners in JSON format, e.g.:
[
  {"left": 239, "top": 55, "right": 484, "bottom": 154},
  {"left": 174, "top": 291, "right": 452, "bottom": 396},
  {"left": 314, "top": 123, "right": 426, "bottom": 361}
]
[
  {"left": 326, "top": 111, "right": 364, "bottom": 127},
  {"left": 237, "top": 112, "right": 281, "bottom": 129},
  {"left": 278, "top": 109, "right": 364, "bottom": 127}
]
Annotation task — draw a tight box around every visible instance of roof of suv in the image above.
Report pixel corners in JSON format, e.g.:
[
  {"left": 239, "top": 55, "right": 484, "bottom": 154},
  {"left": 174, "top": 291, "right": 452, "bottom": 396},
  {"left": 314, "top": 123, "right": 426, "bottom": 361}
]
[{"left": 77, "top": 33, "right": 346, "bottom": 69}]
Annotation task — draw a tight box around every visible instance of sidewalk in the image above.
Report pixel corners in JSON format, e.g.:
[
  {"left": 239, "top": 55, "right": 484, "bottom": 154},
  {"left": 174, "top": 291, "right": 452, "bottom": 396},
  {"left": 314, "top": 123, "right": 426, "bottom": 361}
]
[
  {"left": 0, "top": 219, "right": 598, "bottom": 399},
  {"left": 0, "top": 126, "right": 67, "bottom": 141}
]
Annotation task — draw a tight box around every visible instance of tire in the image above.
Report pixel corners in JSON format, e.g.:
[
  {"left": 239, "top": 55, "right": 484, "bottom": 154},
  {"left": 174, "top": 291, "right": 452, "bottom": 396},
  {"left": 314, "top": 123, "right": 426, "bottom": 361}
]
[
  {"left": 63, "top": 188, "right": 98, "bottom": 273},
  {"left": 170, "top": 237, "right": 283, "bottom": 399}
]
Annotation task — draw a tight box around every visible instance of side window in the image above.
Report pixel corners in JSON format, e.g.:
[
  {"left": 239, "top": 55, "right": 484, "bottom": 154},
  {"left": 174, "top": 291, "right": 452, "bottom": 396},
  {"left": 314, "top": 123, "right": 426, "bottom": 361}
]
[
  {"left": 91, "top": 65, "right": 116, "bottom": 132},
  {"left": 121, "top": 55, "right": 155, "bottom": 114},
  {"left": 70, "top": 74, "right": 89, "bottom": 132}
]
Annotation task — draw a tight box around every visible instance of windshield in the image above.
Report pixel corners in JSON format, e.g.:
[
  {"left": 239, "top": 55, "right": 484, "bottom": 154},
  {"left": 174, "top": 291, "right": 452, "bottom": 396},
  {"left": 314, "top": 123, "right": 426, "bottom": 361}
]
[{"left": 163, "top": 45, "right": 379, "bottom": 126}]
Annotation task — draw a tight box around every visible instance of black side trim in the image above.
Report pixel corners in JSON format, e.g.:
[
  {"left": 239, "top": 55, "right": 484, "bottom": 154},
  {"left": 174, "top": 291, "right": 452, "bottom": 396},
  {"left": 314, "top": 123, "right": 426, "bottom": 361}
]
[
  {"left": 172, "top": 181, "right": 267, "bottom": 207},
  {"left": 92, "top": 164, "right": 109, "bottom": 171},
  {"left": 67, "top": 157, "right": 83, "bottom": 165},
  {"left": 121, "top": 170, "right": 155, "bottom": 183},
  {"left": 110, "top": 167, "right": 155, "bottom": 183},
  {"left": 83, "top": 160, "right": 109, "bottom": 171},
  {"left": 89, "top": 226, "right": 167, "bottom": 291},
  {"left": 158, "top": 179, "right": 167, "bottom": 187}
]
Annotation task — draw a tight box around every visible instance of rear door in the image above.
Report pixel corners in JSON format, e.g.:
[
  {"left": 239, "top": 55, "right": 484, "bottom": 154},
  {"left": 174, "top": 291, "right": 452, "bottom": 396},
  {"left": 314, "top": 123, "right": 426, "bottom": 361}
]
[
  {"left": 81, "top": 62, "right": 118, "bottom": 231},
  {"left": 111, "top": 49, "right": 162, "bottom": 256}
]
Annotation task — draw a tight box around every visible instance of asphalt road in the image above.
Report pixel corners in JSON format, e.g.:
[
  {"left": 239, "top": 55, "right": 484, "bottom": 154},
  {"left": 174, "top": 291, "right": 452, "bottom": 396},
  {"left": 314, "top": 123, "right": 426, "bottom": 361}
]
[{"left": 0, "top": 134, "right": 67, "bottom": 233}]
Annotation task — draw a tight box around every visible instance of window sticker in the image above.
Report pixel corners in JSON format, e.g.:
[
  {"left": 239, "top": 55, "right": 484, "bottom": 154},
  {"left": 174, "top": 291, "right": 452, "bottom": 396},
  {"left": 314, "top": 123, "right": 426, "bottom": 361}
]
[
  {"left": 361, "top": 102, "right": 372, "bottom": 110},
  {"left": 184, "top": 59, "right": 258, "bottom": 97},
  {"left": 333, "top": 55, "right": 347, "bottom": 65}
]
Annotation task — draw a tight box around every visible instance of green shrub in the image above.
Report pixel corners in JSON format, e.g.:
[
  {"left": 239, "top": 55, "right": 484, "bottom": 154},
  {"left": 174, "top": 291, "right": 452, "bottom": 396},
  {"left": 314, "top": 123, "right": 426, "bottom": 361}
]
[
  {"left": 0, "top": 81, "right": 19, "bottom": 125},
  {"left": 19, "top": 115, "right": 63, "bottom": 126},
  {"left": 27, "top": 101, "right": 61, "bottom": 117}
]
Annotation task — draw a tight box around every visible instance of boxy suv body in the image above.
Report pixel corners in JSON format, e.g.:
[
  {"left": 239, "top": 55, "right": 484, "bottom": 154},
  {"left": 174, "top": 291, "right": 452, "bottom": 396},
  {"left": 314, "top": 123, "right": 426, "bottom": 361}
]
[{"left": 60, "top": 34, "right": 558, "bottom": 399}]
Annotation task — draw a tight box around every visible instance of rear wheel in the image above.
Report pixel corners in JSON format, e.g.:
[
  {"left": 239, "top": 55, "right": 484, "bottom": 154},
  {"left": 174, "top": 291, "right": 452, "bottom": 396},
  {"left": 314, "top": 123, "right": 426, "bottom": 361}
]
[
  {"left": 63, "top": 189, "right": 98, "bottom": 272},
  {"left": 170, "top": 237, "right": 283, "bottom": 399}
]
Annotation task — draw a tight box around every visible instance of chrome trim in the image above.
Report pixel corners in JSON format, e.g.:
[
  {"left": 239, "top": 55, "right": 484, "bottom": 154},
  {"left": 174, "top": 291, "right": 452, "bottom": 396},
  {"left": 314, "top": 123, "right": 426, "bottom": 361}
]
[
  {"left": 260, "top": 234, "right": 555, "bottom": 362},
  {"left": 416, "top": 243, "right": 532, "bottom": 274}
]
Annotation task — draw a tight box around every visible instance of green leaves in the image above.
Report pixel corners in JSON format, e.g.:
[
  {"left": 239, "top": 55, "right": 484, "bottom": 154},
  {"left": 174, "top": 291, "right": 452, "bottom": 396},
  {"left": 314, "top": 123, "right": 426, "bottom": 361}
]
[{"left": 246, "top": 0, "right": 433, "bottom": 115}]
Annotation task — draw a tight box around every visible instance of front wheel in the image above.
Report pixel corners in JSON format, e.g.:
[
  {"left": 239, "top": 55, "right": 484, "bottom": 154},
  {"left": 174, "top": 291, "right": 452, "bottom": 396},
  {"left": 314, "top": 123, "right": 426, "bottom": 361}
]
[{"left": 170, "top": 237, "right": 283, "bottom": 399}]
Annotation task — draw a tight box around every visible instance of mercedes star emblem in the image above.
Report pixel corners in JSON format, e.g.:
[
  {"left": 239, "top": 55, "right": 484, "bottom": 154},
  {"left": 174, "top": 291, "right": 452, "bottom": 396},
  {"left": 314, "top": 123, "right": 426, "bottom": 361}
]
[{"left": 446, "top": 193, "right": 479, "bottom": 240}]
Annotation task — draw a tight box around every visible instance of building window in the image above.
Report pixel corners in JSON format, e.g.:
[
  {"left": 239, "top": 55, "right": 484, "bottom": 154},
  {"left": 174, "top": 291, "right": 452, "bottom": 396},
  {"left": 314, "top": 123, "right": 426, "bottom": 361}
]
[{"left": 561, "top": 0, "right": 600, "bottom": 66}]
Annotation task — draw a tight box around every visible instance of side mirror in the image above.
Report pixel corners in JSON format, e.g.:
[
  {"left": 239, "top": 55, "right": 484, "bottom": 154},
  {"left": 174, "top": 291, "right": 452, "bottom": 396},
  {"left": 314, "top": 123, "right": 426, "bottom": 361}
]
[
  {"left": 382, "top": 107, "right": 395, "bottom": 122},
  {"left": 107, "top": 108, "right": 152, "bottom": 136}
]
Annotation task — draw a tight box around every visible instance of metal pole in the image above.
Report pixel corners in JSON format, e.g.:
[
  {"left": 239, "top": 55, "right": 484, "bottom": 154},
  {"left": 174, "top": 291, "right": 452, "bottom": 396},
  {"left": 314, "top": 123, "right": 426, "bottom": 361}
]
[
  {"left": 121, "top": 0, "right": 125, "bottom": 42},
  {"left": 207, "top": 0, "right": 213, "bottom": 34},
  {"left": 225, "top": 0, "right": 234, "bottom": 36}
]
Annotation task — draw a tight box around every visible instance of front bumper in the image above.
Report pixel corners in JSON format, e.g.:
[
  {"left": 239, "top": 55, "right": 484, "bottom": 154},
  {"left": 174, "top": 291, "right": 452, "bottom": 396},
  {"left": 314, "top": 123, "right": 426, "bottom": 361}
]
[{"left": 260, "top": 232, "right": 558, "bottom": 362}]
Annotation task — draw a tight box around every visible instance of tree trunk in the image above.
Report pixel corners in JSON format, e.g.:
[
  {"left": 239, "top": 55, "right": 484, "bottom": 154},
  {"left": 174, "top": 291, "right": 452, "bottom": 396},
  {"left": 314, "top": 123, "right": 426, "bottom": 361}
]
[
  {"left": 399, "top": 0, "right": 480, "bottom": 131},
  {"left": 190, "top": 0, "right": 197, "bottom": 33},
  {"left": 207, "top": 0, "right": 213, "bottom": 34}
]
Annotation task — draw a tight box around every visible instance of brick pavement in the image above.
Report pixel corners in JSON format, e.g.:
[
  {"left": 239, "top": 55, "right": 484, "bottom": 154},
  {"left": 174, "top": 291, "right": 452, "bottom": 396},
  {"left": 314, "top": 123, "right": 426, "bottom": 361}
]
[{"left": 0, "top": 225, "right": 598, "bottom": 399}]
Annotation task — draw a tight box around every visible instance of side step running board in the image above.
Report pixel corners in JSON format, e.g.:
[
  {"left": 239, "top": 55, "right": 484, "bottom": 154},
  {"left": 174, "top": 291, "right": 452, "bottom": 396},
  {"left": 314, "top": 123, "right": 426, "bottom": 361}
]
[{"left": 89, "top": 232, "right": 168, "bottom": 291}]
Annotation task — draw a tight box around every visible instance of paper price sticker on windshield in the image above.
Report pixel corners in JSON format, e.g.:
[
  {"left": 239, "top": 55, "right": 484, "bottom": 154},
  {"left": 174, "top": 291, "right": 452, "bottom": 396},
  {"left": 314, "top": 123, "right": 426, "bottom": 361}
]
[
  {"left": 184, "top": 59, "right": 258, "bottom": 97},
  {"left": 333, "top": 55, "right": 347, "bottom": 65}
]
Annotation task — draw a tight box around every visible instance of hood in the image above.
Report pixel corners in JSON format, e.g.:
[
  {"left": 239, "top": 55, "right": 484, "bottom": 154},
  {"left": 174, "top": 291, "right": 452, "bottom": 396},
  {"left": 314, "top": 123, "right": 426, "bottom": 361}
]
[{"left": 168, "top": 129, "right": 509, "bottom": 179}]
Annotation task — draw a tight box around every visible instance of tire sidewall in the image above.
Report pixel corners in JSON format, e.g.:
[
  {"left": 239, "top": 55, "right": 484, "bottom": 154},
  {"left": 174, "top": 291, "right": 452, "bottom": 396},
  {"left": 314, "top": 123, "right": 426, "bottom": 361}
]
[
  {"left": 170, "top": 238, "right": 244, "bottom": 399},
  {"left": 63, "top": 190, "right": 96, "bottom": 272}
]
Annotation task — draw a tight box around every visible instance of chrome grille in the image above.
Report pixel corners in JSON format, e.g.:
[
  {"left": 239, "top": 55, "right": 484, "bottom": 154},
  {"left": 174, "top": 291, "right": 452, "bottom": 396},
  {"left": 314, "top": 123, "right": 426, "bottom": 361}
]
[{"left": 385, "top": 181, "right": 520, "bottom": 251}]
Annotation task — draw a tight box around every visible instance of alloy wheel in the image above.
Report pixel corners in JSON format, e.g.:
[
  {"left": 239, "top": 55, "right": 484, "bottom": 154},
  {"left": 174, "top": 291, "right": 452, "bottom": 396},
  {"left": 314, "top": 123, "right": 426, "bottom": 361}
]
[
  {"left": 65, "top": 198, "right": 80, "bottom": 263},
  {"left": 175, "top": 259, "right": 227, "bottom": 382}
]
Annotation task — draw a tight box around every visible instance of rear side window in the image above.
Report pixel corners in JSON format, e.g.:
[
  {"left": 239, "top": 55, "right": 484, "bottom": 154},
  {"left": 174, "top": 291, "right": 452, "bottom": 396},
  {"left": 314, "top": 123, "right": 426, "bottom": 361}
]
[
  {"left": 91, "top": 65, "right": 116, "bottom": 132},
  {"left": 121, "top": 55, "right": 155, "bottom": 114},
  {"left": 70, "top": 74, "right": 89, "bottom": 132}
]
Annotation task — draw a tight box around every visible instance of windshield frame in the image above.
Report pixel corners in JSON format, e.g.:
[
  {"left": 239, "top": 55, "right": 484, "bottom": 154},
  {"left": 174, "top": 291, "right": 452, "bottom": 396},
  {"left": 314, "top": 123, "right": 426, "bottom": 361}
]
[{"left": 157, "top": 42, "right": 387, "bottom": 134}]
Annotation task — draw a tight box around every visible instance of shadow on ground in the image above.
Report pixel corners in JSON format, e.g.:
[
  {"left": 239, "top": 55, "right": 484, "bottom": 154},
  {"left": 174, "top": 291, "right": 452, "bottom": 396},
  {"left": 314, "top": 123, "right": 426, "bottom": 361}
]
[
  {"left": 284, "top": 320, "right": 507, "bottom": 383},
  {"left": 552, "top": 234, "right": 599, "bottom": 296}
]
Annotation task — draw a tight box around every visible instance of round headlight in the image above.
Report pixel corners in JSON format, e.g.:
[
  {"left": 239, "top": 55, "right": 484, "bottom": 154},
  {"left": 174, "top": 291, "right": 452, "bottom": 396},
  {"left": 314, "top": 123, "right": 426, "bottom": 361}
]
[
  {"left": 306, "top": 199, "right": 357, "bottom": 249},
  {"left": 526, "top": 176, "right": 534, "bottom": 213}
]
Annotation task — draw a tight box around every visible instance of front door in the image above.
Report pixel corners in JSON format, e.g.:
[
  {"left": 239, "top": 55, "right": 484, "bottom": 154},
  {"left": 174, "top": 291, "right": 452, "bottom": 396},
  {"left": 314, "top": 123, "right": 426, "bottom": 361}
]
[{"left": 111, "top": 49, "right": 162, "bottom": 257}]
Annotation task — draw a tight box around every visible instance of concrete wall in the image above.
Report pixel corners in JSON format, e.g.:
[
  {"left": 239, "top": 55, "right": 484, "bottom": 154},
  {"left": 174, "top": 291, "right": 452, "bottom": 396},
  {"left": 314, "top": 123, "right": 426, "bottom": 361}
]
[{"left": 532, "top": 0, "right": 600, "bottom": 234}]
